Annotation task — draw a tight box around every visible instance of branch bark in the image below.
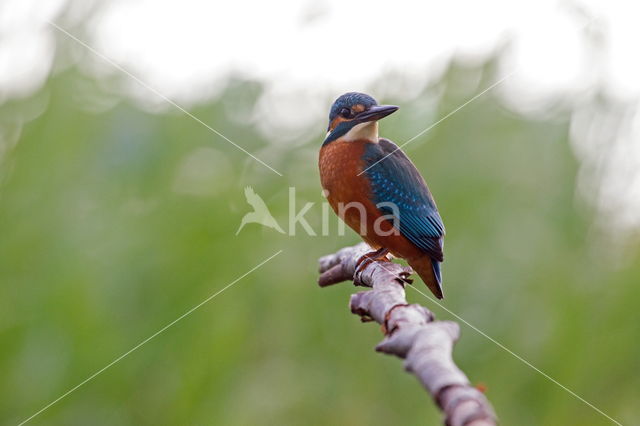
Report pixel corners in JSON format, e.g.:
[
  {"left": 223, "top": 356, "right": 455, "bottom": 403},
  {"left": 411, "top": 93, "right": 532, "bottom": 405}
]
[{"left": 318, "top": 243, "right": 497, "bottom": 426}]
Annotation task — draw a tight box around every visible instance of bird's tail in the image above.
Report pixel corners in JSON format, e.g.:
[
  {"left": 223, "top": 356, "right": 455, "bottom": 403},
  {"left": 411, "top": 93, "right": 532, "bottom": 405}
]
[{"left": 408, "top": 256, "right": 444, "bottom": 299}]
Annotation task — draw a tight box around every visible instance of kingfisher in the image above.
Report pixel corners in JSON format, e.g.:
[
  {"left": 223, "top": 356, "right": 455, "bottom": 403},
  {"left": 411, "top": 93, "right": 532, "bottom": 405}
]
[{"left": 319, "top": 92, "right": 446, "bottom": 299}]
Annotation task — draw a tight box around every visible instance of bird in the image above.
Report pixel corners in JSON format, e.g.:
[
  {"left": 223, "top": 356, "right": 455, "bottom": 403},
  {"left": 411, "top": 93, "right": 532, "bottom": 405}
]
[
  {"left": 236, "top": 186, "right": 285, "bottom": 235},
  {"left": 318, "top": 92, "right": 446, "bottom": 298}
]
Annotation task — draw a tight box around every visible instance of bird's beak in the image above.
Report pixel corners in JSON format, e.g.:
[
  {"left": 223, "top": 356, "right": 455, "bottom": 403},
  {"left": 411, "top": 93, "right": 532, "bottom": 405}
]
[{"left": 354, "top": 105, "right": 399, "bottom": 124}]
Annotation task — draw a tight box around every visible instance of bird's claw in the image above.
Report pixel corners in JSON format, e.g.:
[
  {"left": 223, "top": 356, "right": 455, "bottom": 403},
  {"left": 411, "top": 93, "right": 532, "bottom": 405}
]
[{"left": 353, "top": 248, "right": 390, "bottom": 286}]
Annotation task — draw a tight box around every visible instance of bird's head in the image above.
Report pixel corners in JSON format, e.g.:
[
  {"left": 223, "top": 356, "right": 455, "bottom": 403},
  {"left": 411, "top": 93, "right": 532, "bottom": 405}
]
[{"left": 324, "top": 92, "right": 398, "bottom": 145}]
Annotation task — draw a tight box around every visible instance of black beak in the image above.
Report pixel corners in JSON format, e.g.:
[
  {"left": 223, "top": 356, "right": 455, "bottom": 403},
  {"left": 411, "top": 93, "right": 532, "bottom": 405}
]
[{"left": 354, "top": 105, "right": 399, "bottom": 124}]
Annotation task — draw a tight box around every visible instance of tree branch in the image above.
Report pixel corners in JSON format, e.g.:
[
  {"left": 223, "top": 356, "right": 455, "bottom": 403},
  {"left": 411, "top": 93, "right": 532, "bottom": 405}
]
[{"left": 318, "top": 243, "right": 497, "bottom": 426}]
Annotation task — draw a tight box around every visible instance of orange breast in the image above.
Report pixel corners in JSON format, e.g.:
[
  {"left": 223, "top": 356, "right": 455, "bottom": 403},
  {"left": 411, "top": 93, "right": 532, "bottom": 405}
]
[
  {"left": 319, "top": 139, "right": 371, "bottom": 236},
  {"left": 318, "top": 139, "right": 423, "bottom": 260}
]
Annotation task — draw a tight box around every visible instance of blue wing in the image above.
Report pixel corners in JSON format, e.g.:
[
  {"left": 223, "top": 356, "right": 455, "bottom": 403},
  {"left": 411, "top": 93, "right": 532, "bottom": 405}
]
[{"left": 363, "top": 138, "right": 445, "bottom": 262}]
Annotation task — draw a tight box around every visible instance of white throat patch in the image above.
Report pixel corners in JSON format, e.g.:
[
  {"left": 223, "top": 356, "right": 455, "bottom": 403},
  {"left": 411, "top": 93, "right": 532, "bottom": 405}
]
[{"left": 343, "top": 121, "right": 379, "bottom": 142}]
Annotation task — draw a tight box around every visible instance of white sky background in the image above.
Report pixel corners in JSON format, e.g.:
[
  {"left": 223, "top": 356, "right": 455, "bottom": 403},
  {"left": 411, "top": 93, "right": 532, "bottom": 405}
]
[{"left": 0, "top": 0, "right": 639, "bottom": 236}]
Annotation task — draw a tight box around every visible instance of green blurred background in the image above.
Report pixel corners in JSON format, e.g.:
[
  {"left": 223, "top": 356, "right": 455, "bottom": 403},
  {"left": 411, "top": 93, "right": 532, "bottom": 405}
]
[{"left": 1, "top": 4, "right": 640, "bottom": 426}]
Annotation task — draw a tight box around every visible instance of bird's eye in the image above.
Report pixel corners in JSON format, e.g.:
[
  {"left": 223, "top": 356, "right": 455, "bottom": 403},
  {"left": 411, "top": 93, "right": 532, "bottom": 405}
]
[{"left": 339, "top": 108, "right": 352, "bottom": 118}]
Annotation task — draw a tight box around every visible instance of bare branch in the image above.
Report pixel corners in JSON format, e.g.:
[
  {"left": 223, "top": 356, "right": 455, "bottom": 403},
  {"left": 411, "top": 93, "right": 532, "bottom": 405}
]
[{"left": 319, "top": 243, "right": 497, "bottom": 426}]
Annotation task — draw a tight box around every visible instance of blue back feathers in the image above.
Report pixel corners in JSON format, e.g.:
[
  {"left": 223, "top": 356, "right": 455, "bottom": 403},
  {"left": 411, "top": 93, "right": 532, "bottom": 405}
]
[{"left": 363, "top": 139, "right": 445, "bottom": 262}]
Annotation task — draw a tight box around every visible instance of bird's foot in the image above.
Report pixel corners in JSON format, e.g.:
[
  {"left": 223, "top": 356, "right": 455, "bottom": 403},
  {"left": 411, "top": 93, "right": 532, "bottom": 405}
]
[{"left": 353, "top": 247, "right": 390, "bottom": 286}]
